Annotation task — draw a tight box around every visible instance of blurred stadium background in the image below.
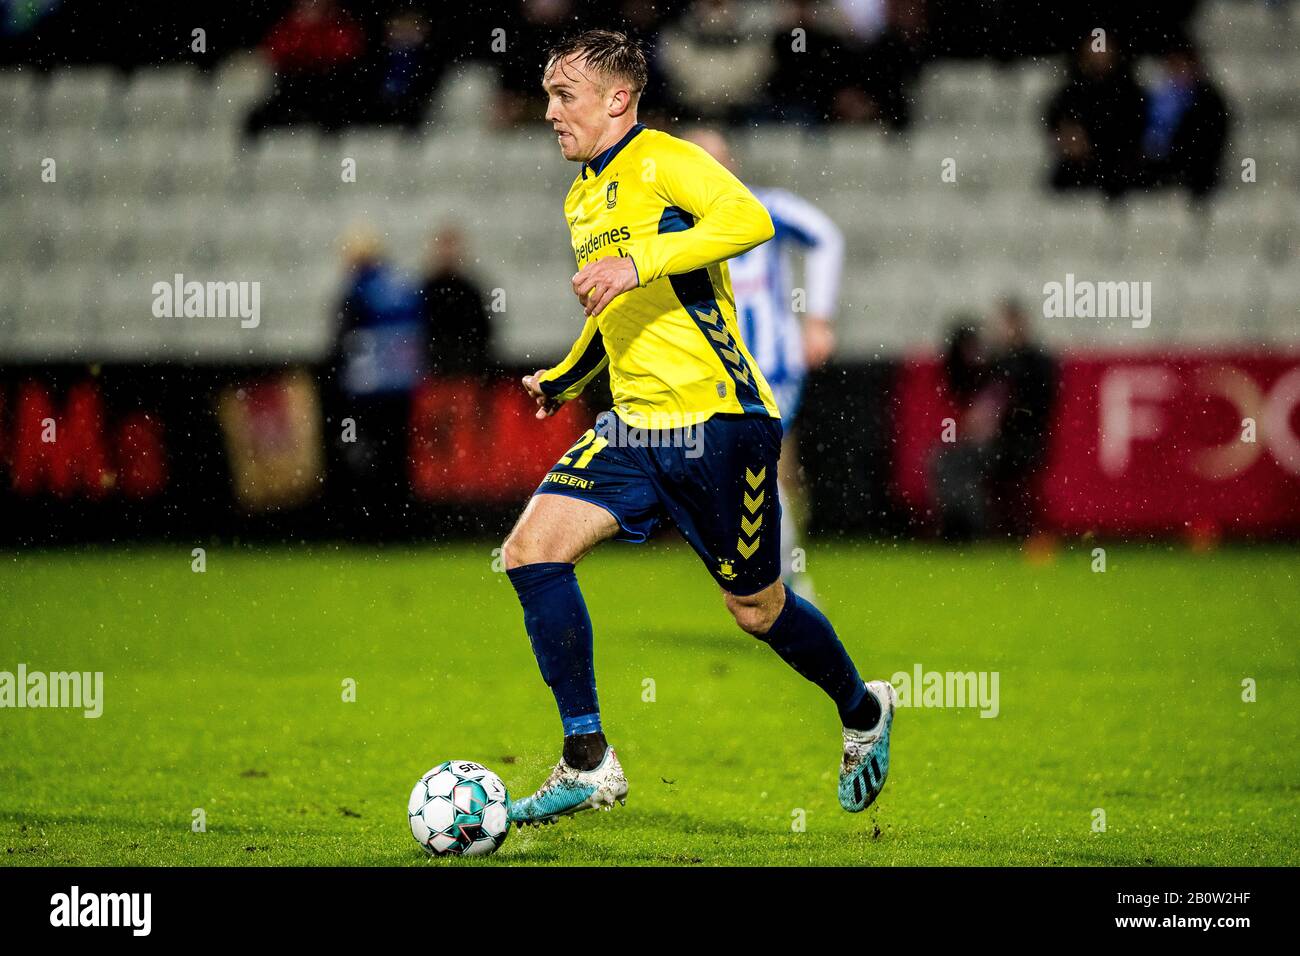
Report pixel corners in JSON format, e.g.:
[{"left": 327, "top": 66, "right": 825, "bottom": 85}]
[{"left": 0, "top": 0, "right": 1297, "bottom": 544}]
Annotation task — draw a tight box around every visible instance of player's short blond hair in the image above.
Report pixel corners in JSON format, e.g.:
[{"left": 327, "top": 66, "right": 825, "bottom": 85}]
[{"left": 544, "top": 29, "right": 648, "bottom": 103}]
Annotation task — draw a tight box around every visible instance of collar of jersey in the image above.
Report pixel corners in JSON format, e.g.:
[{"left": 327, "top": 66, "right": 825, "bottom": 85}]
[{"left": 580, "top": 122, "right": 647, "bottom": 180}]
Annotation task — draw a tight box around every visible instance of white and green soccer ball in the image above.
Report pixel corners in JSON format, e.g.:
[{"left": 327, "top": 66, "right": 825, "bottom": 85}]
[{"left": 408, "top": 760, "right": 510, "bottom": 857}]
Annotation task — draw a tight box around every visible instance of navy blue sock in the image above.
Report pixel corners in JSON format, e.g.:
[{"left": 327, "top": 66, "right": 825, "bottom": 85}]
[
  {"left": 507, "top": 562, "right": 601, "bottom": 737},
  {"left": 759, "top": 585, "right": 878, "bottom": 729}
]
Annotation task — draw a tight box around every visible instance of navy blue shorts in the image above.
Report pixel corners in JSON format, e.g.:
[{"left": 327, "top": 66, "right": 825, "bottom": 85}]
[{"left": 533, "top": 410, "right": 784, "bottom": 596}]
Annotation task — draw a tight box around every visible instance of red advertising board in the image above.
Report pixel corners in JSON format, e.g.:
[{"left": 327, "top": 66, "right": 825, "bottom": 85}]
[
  {"left": 408, "top": 377, "right": 591, "bottom": 502},
  {"left": 893, "top": 352, "right": 1300, "bottom": 535}
]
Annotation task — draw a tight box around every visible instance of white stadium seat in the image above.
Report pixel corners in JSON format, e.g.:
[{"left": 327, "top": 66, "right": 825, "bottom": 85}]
[
  {"left": 42, "top": 66, "right": 119, "bottom": 131},
  {"left": 120, "top": 66, "right": 200, "bottom": 130}
]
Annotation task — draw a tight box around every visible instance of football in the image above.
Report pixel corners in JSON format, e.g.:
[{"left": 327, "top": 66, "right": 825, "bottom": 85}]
[{"left": 408, "top": 760, "right": 510, "bottom": 857}]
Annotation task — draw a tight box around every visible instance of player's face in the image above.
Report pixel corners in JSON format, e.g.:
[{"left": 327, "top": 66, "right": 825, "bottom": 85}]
[{"left": 543, "top": 55, "right": 610, "bottom": 162}]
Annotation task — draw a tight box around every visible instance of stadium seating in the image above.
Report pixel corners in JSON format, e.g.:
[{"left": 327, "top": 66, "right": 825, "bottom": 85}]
[{"left": 0, "top": 0, "right": 1295, "bottom": 362}]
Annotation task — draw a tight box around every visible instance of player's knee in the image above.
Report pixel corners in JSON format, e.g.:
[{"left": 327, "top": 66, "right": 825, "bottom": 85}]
[
  {"left": 501, "top": 530, "right": 535, "bottom": 571},
  {"left": 725, "top": 589, "right": 783, "bottom": 636}
]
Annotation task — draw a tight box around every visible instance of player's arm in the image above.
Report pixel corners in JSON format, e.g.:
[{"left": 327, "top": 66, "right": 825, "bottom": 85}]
[
  {"left": 621, "top": 139, "right": 775, "bottom": 286},
  {"left": 571, "top": 138, "right": 775, "bottom": 317},
  {"left": 522, "top": 314, "right": 609, "bottom": 418}
]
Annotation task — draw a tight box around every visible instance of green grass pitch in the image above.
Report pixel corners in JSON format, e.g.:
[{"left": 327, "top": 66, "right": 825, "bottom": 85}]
[{"left": 1, "top": 541, "right": 1296, "bottom": 866}]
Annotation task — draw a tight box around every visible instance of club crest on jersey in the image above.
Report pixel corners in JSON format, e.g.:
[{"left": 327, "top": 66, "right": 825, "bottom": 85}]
[
  {"left": 606, "top": 181, "right": 619, "bottom": 209},
  {"left": 717, "top": 559, "right": 737, "bottom": 581}
]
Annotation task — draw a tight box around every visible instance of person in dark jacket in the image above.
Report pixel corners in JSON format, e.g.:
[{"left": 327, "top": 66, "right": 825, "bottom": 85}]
[
  {"left": 324, "top": 226, "right": 426, "bottom": 524},
  {"left": 244, "top": 0, "right": 366, "bottom": 137},
  {"left": 1045, "top": 36, "right": 1146, "bottom": 200},
  {"left": 418, "top": 224, "right": 495, "bottom": 379},
  {"left": 1140, "top": 43, "right": 1231, "bottom": 199},
  {"left": 988, "top": 298, "right": 1057, "bottom": 539},
  {"left": 361, "top": 9, "right": 448, "bottom": 131},
  {"left": 930, "top": 320, "right": 1003, "bottom": 541}
]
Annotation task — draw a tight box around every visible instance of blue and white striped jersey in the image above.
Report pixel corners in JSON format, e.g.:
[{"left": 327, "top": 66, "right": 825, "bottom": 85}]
[{"left": 728, "top": 187, "right": 845, "bottom": 388}]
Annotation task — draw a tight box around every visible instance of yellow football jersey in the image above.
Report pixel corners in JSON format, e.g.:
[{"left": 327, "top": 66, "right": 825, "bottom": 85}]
[{"left": 537, "top": 123, "right": 781, "bottom": 428}]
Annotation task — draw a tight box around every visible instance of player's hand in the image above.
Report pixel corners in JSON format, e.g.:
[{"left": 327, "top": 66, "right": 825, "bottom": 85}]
[
  {"left": 572, "top": 256, "right": 638, "bottom": 317},
  {"left": 803, "top": 316, "right": 836, "bottom": 369},
  {"left": 522, "top": 370, "right": 563, "bottom": 420}
]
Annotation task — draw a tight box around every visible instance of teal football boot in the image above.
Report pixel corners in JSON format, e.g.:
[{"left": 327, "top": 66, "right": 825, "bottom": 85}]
[
  {"left": 508, "top": 746, "right": 628, "bottom": 827},
  {"left": 838, "top": 680, "right": 898, "bottom": 812}
]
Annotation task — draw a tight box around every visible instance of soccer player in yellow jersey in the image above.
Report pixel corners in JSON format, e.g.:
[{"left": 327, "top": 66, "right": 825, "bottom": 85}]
[{"left": 503, "top": 30, "right": 897, "bottom": 826}]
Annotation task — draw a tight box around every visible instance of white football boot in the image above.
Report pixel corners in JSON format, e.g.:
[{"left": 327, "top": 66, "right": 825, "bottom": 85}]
[
  {"left": 838, "top": 680, "right": 898, "bottom": 812},
  {"left": 508, "top": 746, "right": 628, "bottom": 827}
]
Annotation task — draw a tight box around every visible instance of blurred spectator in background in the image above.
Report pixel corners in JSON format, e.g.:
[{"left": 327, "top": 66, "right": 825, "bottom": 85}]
[
  {"left": 492, "top": 0, "right": 576, "bottom": 127},
  {"left": 1045, "top": 35, "right": 1145, "bottom": 200},
  {"left": 832, "top": 0, "right": 929, "bottom": 130},
  {"left": 761, "top": 0, "right": 845, "bottom": 125},
  {"left": 836, "top": 0, "right": 891, "bottom": 43},
  {"left": 360, "top": 8, "right": 446, "bottom": 131},
  {"left": 1139, "top": 42, "right": 1230, "bottom": 199},
  {"left": 761, "top": 0, "right": 926, "bottom": 129},
  {"left": 325, "top": 225, "right": 426, "bottom": 516},
  {"left": 987, "top": 298, "right": 1057, "bottom": 539},
  {"left": 419, "top": 224, "right": 496, "bottom": 378},
  {"left": 245, "top": 0, "right": 366, "bottom": 137},
  {"left": 930, "top": 320, "right": 1003, "bottom": 540},
  {"left": 658, "top": 0, "right": 771, "bottom": 123}
]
